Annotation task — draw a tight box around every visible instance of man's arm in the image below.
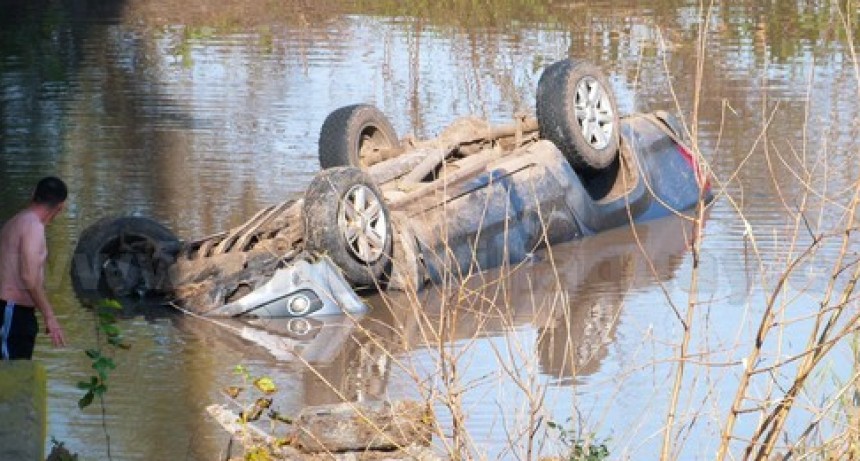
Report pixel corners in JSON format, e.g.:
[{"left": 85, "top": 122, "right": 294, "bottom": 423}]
[{"left": 20, "top": 223, "right": 66, "bottom": 347}]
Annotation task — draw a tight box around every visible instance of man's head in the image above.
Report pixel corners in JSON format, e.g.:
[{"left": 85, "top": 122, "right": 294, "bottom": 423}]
[{"left": 33, "top": 176, "right": 68, "bottom": 208}]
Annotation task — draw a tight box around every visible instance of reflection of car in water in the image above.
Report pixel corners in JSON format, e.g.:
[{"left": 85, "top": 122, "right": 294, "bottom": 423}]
[
  {"left": 212, "top": 213, "right": 698, "bottom": 406},
  {"left": 377, "top": 213, "right": 698, "bottom": 380},
  {"left": 228, "top": 314, "right": 392, "bottom": 405},
  {"left": 530, "top": 214, "right": 696, "bottom": 381},
  {"left": 69, "top": 59, "right": 709, "bottom": 319}
]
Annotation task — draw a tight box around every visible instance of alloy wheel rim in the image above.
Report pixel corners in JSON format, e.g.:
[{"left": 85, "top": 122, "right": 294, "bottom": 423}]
[
  {"left": 574, "top": 76, "right": 615, "bottom": 150},
  {"left": 338, "top": 184, "right": 388, "bottom": 263}
]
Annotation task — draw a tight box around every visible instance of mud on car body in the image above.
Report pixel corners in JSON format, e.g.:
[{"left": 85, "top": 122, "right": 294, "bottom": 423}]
[{"left": 70, "top": 59, "right": 710, "bottom": 318}]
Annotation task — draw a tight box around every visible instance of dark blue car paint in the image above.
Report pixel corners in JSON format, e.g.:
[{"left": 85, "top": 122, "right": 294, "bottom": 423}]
[{"left": 415, "top": 113, "right": 709, "bottom": 283}]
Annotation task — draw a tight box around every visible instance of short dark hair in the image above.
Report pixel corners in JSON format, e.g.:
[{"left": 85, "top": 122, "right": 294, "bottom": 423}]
[{"left": 33, "top": 176, "right": 68, "bottom": 207}]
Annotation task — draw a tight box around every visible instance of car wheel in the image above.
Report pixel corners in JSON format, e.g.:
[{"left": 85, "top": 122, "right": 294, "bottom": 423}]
[
  {"left": 536, "top": 59, "right": 620, "bottom": 172},
  {"left": 318, "top": 104, "right": 399, "bottom": 169},
  {"left": 303, "top": 166, "right": 392, "bottom": 288},
  {"left": 71, "top": 216, "right": 179, "bottom": 299}
]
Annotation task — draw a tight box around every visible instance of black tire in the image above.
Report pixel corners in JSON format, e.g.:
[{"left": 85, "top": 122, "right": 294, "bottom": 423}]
[
  {"left": 536, "top": 59, "right": 620, "bottom": 172},
  {"left": 303, "top": 166, "right": 392, "bottom": 288},
  {"left": 318, "top": 104, "right": 399, "bottom": 169},
  {"left": 71, "top": 216, "right": 180, "bottom": 299}
]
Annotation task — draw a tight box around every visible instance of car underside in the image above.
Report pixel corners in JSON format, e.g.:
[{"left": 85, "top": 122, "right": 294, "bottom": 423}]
[{"left": 70, "top": 59, "right": 710, "bottom": 318}]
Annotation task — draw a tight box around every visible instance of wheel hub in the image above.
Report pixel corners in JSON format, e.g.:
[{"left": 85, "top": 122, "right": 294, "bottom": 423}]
[
  {"left": 338, "top": 184, "right": 388, "bottom": 264},
  {"left": 574, "top": 76, "right": 615, "bottom": 150}
]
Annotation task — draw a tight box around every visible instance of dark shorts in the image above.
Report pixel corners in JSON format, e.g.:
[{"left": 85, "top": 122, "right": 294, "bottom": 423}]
[{"left": 0, "top": 300, "right": 38, "bottom": 360}]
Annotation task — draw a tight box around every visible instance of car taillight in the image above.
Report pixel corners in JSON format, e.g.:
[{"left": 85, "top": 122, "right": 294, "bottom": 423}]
[{"left": 676, "top": 143, "right": 710, "bottom": 192}]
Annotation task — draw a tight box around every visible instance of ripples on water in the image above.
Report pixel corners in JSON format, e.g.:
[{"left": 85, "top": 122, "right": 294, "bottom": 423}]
[{"left": 1, "top": 0, "right": 859, "bottom": 458}]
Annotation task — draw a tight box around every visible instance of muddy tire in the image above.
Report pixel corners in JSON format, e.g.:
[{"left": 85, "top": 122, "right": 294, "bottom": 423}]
[
  {"left": 537, "top": 59, "right": 620, "bottom": 172},
  {"left": 319, "top": 104, "right": 399, "bottom": 170},
  {"left": 303, "top": 167, "right": 392, "bottom": 288},
  {"left": 71, "top": 216, "right": 180, "bottom": 300}
]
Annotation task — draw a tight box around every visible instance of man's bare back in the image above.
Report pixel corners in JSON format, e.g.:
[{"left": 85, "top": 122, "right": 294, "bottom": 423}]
[{"left": 0, "top": 209, "right": 47, "bottom": 307}]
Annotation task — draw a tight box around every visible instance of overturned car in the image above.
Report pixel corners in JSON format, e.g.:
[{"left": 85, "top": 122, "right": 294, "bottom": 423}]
[{"left": 70, "top": 59, "right": 710, "bottom": 318}]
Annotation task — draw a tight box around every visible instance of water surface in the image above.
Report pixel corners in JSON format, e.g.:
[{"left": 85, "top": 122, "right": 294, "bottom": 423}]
[{"left": 2, "top": 0, "right": 859, "bottom": 459}]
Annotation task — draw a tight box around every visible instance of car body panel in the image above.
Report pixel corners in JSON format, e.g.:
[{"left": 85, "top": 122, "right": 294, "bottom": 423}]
[{"left": 400, "top": 113, "right": 708, "bottom": 284}]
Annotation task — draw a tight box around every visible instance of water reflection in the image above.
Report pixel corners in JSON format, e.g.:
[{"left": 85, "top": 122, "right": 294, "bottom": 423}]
[
  {"left": 1, "top": 0, "right": 858, "bottom": 458},
  {"left": 381, "top": 213, "right": 693, "bottom": 377},
  {"left": 203, "top": 218, "right": 691, "bottom": 452}
]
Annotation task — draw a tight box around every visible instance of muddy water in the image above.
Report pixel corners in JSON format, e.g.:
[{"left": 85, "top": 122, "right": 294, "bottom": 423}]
[{"left": 2, "top": 0, "right": 859, "bottom": 459}]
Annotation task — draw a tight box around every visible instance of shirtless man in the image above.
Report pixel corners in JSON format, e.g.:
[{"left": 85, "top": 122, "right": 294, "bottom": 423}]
[{"left": 0, "top": 176, "right": 68, "bottom": 360}]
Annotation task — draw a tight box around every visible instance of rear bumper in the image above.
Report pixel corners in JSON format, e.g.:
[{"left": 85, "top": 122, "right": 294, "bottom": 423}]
[{"left": 204, "top": 256, "right": 367, "bottom": 318}]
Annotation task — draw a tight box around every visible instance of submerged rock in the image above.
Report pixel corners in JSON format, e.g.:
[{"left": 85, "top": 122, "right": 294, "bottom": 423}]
[
  {"left": 294, "top": 400, "right": 433, "bottom": 453},
  {"left": 210, "top": 399, "right": 438, "bottom": 460}
]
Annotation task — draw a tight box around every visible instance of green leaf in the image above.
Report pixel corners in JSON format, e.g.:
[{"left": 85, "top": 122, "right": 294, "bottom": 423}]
[
  {"left": 98, "top": 312, "right": 117, "bottom": 325},
  {"left": 253, "top": 377, "right": 277, "bottom": 394},
  {"left": 93, "top": 383, "right": 108, "bottom": 396},
  {"left": 93, "top": 357, "right": 116, "bottom": 380},
  {"left": 78, "top": 391, "right": 94, "bottom": 409},
  {"left": 76, "top": 379, "right": 96, "bottom": 390},
  {"left": 101, "top": 324, "right": 121, "bottom": 337},
  {"left": 244, "top": 447, "right": 272, "bottom": 461},
  {"left": 85, "top": 349, "right": 101, "bottom": 359},
  {"left": 99, "top": 299, "right": 123, "bottom": 310},
  {"left": 93, "top": 356, "right": 116, "bottom": 370},
  {"left": 233, "top": 364, "right": 251, "bottom": 381}
]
